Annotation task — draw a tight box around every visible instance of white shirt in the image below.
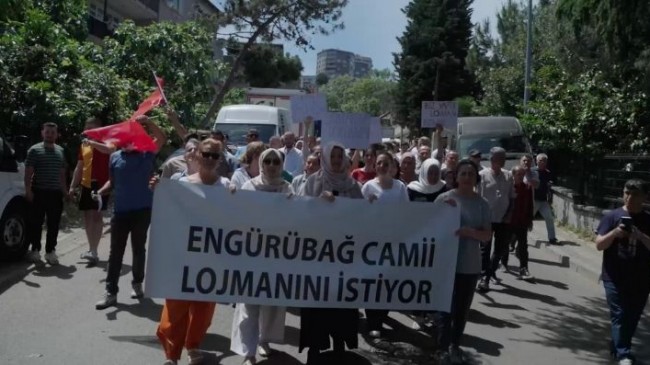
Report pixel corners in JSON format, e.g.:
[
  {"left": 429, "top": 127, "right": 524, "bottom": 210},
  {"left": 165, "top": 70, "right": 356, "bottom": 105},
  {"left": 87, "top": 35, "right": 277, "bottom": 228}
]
[
  {"left": 230, "top": 167, "right": 252, "bottom": 189},
  {"left": 361, "top": 178, "right": 409, "bottom": 203},
  {"left": 179, "top": 176, "right": 230, "bottom": 187},
  {"left": 281, "top": 146, "right": 304, "bottom": 177}
]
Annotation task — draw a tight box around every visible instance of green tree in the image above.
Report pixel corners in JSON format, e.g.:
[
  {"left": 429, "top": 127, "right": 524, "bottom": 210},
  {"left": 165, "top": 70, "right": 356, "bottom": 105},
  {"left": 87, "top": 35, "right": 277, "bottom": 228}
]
[
  {"left": 238, "top": 45, "right": 303, "bottom": 87},
  {"left": 320, "top": 71, "right": 396, "bottom": 116},
  {"left": 316, "top": 73, "right": 329, "bottom": 86},
  {"left": 203, "top": 0, "right": 348, "bottom": 125},
  {"left": 393, "top": 0, "right": 476, "bottom": 131}
]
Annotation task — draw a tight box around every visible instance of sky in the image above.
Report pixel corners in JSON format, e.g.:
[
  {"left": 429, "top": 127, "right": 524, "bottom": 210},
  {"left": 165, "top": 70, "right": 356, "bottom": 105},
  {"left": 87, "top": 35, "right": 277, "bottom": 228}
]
[{"left": 284, "top": 0, "right": 513, "bottom": 75}]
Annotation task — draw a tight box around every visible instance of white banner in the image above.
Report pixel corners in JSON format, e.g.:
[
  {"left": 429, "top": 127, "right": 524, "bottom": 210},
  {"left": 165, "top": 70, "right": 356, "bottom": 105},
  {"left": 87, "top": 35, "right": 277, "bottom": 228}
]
[
  {"left": 320, "top": 112, "right": 373, "bottom": 149},
  {"left": 290, "top": 94, "right": 328, "bottom": 124},
  {"left": 145, "top": 180, "right": 460, "bottom": 311},
  {"left": 421, "top": 101, "right": 458, "bottom": 129}
]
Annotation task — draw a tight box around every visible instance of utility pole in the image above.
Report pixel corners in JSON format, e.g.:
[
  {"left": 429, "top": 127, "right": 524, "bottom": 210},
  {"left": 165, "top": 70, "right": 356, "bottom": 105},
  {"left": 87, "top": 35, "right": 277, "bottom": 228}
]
[{"left": 523, "top": 0, "right": 533, "bottom": 111}]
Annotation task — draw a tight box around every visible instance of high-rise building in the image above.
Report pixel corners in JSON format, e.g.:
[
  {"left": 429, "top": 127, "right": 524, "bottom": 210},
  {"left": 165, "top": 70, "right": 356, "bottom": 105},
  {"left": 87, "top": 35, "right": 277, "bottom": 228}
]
[
  {"left": 316, "top": 49, "right": 373, "bottom": 79},
  {"left": 87, "top": 0, "right": 219, "bottom": 41}
]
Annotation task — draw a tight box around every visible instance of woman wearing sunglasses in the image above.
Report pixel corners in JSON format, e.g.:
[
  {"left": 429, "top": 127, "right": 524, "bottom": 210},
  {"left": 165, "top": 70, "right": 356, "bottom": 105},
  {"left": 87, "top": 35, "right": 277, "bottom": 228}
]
[
  {"left": 157, "top": 138, "right": 229, "bottom": 365},
  {"left": 230, "top": 148, "right": 292, "bottom": 365},
  {"left": 230, "top": 142, "right": 267, "bottom": 189},
  {"left": 299, "top": 142, "right": 362, "bottom": 364}
]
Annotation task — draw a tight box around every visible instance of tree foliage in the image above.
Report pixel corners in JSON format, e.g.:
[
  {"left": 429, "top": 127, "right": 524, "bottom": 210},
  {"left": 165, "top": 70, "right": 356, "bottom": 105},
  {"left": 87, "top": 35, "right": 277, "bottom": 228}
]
[
  {"left": 393, "top": 0, "right": 476, "bottom": 132},
  {"left": 238, "top": 45, "right": 303, "bottom": 88},
  {"left": 203, "top": 0, "right": 349, "bottom": 125},
  {"left": 469, "top": 0, "right": 650, "bottom": 157},
  {"left": 0, "top": 0, "right": 225, "bottom": 152},
  {"left": 319, "top": 70, "right": 396, "bottom": 116}
]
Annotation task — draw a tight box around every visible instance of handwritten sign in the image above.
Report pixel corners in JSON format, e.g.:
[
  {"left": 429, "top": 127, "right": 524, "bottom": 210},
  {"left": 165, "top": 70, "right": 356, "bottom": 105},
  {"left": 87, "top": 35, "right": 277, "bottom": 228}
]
[
  {"left": 290, "top": 94, "right": 328, "bottom": 124},
  {"left": 421, "top": 101, "right": 458, "bottom": 129},
  {"left": 320, "top": 112, "right": 372, "bottom": 149}
]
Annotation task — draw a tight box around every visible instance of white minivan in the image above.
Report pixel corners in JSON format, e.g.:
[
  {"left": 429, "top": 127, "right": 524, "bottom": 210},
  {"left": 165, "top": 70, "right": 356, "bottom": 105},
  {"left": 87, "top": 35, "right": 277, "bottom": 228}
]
[
  {"left": 213, "top": 105, "right": 291, "bottom": 148},
  {"left": 0, "top": 132, "right": 29, "bottom": 261}
]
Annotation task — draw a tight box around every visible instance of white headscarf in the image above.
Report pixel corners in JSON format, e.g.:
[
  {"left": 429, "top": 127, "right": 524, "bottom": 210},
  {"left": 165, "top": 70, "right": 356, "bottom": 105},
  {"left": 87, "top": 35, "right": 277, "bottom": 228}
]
[
  {"left": 408, "top": 158, "right": 445, "bottom": 194},
  {"left": 250, "top": 148, "right": 290, "bottom": 192},
  {"left": 319, "top": 142, "right": 357, "bottom": 192}
]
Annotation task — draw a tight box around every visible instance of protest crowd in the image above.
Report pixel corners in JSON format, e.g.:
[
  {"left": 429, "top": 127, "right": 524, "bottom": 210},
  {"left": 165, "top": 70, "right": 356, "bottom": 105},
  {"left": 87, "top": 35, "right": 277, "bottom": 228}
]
[{"left": 22, "top": 101, "right": 650, "bottom": 365}]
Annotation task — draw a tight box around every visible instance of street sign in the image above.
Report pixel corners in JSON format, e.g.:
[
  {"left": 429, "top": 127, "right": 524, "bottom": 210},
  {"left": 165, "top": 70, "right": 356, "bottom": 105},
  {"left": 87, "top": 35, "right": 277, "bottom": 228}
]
[{"left": 421, "top": 101, "right": 458, "bottom": 129}]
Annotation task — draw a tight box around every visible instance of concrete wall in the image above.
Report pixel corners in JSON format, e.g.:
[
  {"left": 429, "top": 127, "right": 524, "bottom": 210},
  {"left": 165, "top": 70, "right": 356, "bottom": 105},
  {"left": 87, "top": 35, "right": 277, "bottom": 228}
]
[{"left": 551, "top": 186, "right": 609, "bottom": 234}]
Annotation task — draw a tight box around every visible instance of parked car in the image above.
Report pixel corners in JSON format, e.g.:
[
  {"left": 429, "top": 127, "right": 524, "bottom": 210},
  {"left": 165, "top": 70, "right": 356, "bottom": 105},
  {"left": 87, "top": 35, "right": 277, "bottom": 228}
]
[{"left": 0, "top": 133, "right": 29, "bottom": 261}]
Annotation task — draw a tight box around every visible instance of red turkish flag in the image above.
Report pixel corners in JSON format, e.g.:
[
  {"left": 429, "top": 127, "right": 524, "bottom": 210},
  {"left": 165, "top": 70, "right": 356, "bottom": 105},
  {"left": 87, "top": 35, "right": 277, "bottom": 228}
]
[
  {"left": 130, "top": 77, "right": 166, "bottom": 119},
  {"left": 83, "top": 121, "right": 158, "bottom": 152}
]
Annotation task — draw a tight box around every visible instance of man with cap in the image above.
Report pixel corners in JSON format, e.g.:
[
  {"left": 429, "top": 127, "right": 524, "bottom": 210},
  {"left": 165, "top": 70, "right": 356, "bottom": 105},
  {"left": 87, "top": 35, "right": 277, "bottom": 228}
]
[
  {"left": 234, "top": 129, "right": 261, "bottom": 160},
  {"left": 468, "top": 149, "right": 485, "bottom": 170}
]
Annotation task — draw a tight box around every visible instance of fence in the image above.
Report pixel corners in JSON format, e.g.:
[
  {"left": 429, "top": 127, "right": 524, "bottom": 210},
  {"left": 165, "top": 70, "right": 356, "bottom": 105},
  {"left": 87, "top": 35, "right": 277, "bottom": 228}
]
[{"left": 547, "top": 151, "right": 650, "bottom": 209}]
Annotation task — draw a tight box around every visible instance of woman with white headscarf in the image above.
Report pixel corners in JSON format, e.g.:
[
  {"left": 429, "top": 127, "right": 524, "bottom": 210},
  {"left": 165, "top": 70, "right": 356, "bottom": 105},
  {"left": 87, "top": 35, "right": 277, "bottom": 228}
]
[
  {"left": 230, "top": 149, "right": 293, "bottom": 365},
  {"left": 298, "top": 142, "right": 362, "bottom": 365},
  {"left": 407, "top": 158, "right": 447, "bottom": 202}
]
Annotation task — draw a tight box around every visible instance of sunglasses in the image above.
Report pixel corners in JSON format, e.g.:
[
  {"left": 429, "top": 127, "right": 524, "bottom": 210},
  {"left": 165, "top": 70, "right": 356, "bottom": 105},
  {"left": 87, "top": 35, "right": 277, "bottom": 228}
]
[
  {"left": 263, "top": 158, "right": 282, "bottom": 166},
  {"left": 200, "top": 151, "right": 221, "bottom": 160}
]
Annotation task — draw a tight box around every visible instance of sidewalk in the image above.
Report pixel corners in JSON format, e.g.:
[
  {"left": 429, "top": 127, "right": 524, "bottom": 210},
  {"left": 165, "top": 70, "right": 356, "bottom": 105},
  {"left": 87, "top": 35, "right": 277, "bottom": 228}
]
[{"left": 529, "top": 219, "right": 602, "bottom": 284}]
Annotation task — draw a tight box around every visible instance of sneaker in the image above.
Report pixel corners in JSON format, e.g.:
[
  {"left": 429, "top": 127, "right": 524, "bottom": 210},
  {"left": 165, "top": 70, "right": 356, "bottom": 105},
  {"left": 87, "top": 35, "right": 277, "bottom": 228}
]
[
  {"left": 477, "top": 277, "right": 490, "bottom": 292},
  {"left": 80, "top": 251, "right": 99, "bottom": 265},
  {"left": 489, "top": 274, "right": 500, "bottom": 284},
  {"left": 436, "top": 350, "right": 451, "bottom": 365},
  {"left": 549, "top": 238, "right": 559, "bottom": 245},
  {"left": 520, "top": 268, "right": 533, "bottom": 281},
  {"left": 242, "top": 356, "right": 256, "bottom": 365},
  {"left": 449, "top": 346, "right": 464, "bottom": 364},
  {"left": 187, "top": 349, "right": 204, "bottom": 364},
  {"left": 130, "top": 283, "right": 144, "bottom": 299},
  {"left": 163, "top": 361, "right": 177, "bottom": 365},
  {"left": 258, "top": 342, "right": 274, "bottom": 357},
  {"left": 26, "top": 250, "right": 43, "bottom": 264},
  {"left": 95, "top": 292, "right": 117, "bottom": 310},
  {"left": 44, "top": 252, "right": 59, "bottom": 265},
  {"left": 618, "top": 358, "right": 633, "bottom": 365}
]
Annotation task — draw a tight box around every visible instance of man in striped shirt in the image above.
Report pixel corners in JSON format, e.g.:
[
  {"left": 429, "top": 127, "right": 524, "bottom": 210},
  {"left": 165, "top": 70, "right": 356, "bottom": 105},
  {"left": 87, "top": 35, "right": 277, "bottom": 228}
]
[{"left": 24, "top": 122, "right": 68, "bottom": 265}]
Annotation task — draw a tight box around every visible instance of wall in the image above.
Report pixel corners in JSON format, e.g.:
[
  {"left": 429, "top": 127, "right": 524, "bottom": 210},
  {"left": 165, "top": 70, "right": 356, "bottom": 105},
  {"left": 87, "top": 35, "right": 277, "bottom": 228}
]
[{"left": 551, "top": 186, "right": 608, "bottom": 234}]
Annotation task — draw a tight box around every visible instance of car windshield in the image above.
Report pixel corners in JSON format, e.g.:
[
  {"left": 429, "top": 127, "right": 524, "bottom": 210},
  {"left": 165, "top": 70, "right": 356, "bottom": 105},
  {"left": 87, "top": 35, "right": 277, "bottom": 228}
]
[
  {"left": 215, "top": 124, "right": 276, "bottom": 146},
  {"left": 458, "top": 135, "right": 529, "bottom": 158}
]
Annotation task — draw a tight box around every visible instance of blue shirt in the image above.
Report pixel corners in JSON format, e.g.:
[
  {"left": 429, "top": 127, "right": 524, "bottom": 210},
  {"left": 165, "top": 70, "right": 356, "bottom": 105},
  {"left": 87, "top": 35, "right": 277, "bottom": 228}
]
[
  {"left": 110, "top": 151, "right": 155, "bottom": 214},
  {"left": 597, "top": 208, "right": 650, "bottom": 285}
]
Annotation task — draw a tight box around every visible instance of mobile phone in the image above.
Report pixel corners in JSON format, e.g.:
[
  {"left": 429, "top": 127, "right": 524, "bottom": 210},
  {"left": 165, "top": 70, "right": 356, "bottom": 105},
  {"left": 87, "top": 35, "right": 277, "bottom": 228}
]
[{"left": 620, "top": 216, "right": 633, "bottom": 232}]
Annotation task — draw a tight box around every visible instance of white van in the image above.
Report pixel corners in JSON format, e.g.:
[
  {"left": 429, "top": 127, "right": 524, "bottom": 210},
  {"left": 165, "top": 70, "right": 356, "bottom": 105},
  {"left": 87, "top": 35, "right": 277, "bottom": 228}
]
[
  {"left": 213, "top": 105, "right": 291, "bottom": 148},
  {"left": 0, "top": 132, "right": 29, "bottom": 261}
]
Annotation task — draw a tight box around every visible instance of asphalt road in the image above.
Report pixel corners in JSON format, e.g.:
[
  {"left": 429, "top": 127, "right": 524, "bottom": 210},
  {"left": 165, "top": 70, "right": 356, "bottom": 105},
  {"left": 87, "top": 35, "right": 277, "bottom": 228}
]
[{"left": 0, "top": 225, "right": 648, "bottom": 365}]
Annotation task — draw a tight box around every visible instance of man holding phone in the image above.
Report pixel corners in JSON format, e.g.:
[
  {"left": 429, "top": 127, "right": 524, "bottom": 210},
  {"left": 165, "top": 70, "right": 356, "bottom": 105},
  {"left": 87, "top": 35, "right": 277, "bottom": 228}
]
[{"left": 596, "top": 179, "right": 650, "bottom": 365}]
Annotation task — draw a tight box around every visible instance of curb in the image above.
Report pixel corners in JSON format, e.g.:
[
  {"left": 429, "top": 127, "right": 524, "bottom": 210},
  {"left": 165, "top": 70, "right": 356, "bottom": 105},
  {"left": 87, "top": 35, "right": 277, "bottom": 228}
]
[{"left": 533, "top": 239, "right": 602, "bottom": 284}]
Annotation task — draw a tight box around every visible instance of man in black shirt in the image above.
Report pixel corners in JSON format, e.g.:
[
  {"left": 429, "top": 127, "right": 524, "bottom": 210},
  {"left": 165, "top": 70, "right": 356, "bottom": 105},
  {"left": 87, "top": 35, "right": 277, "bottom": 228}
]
[{"left": 596, "top": 179, "right": 650, "bottom": 364}]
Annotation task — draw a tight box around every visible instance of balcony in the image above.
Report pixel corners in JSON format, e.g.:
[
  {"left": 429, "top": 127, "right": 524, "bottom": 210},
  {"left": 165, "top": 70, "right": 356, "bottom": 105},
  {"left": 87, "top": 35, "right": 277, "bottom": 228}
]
[
  {"left": 108, "top": 0, "right": 159, "bottom": 21},
  {"left": 87, "top": 17, "right": 112, "bottom": 39}
]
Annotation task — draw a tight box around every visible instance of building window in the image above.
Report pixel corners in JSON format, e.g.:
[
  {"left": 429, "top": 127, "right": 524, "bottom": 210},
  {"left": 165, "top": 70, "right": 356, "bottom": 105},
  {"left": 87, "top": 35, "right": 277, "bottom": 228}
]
[{"left": 166, "top": 0, "right": 181, "bottom": 11}]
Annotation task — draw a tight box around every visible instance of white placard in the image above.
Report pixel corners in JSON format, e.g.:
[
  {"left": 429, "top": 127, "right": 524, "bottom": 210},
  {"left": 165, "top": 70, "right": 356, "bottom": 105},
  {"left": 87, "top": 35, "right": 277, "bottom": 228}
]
[
  {"left": 145, "top": 180, "right": 460, "bottom": 311},
  {"left": 369, "top": 117, "right": 382, "bottom": 143},
  {"left": 320, "top": 112, "right": 373, "bottom": 149},
  {"left": 290, "top": 94, "right": 328, "bottom": 124},
  {"left": 421, "top": 101, "right": 458, "bottom": 129}
]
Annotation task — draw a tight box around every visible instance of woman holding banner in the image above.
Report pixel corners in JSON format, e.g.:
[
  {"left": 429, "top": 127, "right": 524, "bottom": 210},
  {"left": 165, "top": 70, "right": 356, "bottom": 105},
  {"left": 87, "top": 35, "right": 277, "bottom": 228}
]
[
  {"left": 361, "top": 151, "right": 409, "bottom": 339},
  {"left": 299, "top": 142, "right": 363, "bottom": 364},
  {"left": 230, "top": 142, "right": 267, "bottom": 189},
  {"left": 230, "top": 148, "right": 292, "bottom": 365},
  {"left": 156, "top": 138, "right": 228, "bottom": 365},
  {"left": 433, "top": 159, "right": 492, "bottom": 364}
]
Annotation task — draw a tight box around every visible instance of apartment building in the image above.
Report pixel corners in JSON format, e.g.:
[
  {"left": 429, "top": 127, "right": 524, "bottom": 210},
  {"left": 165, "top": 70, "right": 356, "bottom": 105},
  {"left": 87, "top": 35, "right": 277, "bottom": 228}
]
[
  {"left": 87, "top": 0, "right": 219, "bottom": 41},
  {"left": 316, "top": 49, "right": 373, "bottom": 79}
]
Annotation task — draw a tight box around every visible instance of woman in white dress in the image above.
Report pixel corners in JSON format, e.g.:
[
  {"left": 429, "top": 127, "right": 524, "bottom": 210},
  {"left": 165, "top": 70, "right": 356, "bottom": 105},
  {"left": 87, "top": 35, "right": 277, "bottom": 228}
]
[{"left": 230, "top": 148, "right": 293, "bottom": 365}]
